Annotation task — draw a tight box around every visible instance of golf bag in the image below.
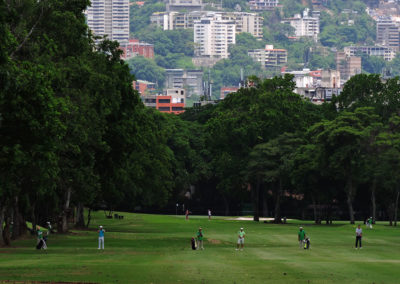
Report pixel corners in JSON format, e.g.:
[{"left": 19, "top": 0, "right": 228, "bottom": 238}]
[
  {"left": 36, "top": 239, "right": 44, "bottom": 250},
  {"left": 303, "top": 238, "right": 310, "bottom": 249},
  {"left": 191, "top": 237, "right": 197, "bottom": 250}
]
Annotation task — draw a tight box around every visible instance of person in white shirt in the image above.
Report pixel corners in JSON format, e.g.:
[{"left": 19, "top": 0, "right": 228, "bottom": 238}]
[
  {"left": 208, "top": 209, "right": 211, "bottom": 220},
  {"left": 355, "top": 225, "right": 362, "bottom": 249}
]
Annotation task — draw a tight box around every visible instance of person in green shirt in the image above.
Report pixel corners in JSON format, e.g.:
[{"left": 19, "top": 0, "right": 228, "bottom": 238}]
[
  {"left": 236, "top": 228, "right": 246, "bottom": 251},
  {"left": 368, "top": 217, "right": 373, "bottom": 229},
  {"left": 196, "top": 227, "right": 204, "bottom": 250},
  {"left": 37, "top": 226, "right": 47, "bottom": 250},
  {"left": 298, "top": 227, "right": 306, "bottom": 249}
]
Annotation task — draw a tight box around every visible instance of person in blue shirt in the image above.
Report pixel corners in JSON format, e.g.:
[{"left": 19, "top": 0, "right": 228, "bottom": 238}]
[{"left": 98, "top": 225, "right": 105, "bottom": 250}]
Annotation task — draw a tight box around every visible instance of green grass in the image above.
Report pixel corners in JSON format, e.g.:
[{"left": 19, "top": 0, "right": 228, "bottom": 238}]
[{"left": 1, "top": 212, "right": 400, "bottom": 284}]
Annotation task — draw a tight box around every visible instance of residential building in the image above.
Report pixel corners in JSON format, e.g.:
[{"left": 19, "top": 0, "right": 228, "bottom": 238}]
[
  {"left": 248, "top": 0, "right": 279, "bottom": 11},
  {"left": 343, "top": 45, "right": 396, "bottom": 61},
  {"left": 86, "top": 0, "right": 130, "bottom": 45},
  {"left": 248, "top": 45, "right": 288, "bottom": 69},
  {"left": 194, "top": 14, "right": 236, "bottom": 59},
  {"left": 165, "top": 69, "right": 203, "bottom": 97},
  {"left": 120, "top": 39, "right": 154, "bottom": 59},
  {"left": 151, "top": 11, "right": 263, "bottom": 38},
  {"left": 166, "top": 0, "right": 203, "bottom": 12},
  {"left": 133, "top": 80, "right": 156, "bottom": 95},
  {"left": 156, "top": 88, "right": 186, "bottom": 114},
  {"left": 321, "top": 70, "right": 341, "bottom": 88},
  {"left": 141, "top": 95, "right": 157, "bottom": 108},
  {"left": 336, "top": 52, "right": 362, "bottom": 81},
  {"left": 376, "top": 17, "right": 400, "bottom": 51},
  {"left": 220, "top": 86, "right": 239, "bottom": 99},
  {"left": 284, "top": 69, "right": 314, "bottom": 88},
  {"left": 281, "top": 8, "right": 320, "bottom": 41}
]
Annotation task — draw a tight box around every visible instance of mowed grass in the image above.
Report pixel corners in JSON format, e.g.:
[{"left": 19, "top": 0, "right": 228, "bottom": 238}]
[{"left": 1, "top": 212, "right": 400, "bottom": 284}]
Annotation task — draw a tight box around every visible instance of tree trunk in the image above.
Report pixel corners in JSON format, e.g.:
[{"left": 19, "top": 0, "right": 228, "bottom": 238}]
[
  {"left": 346, "top": 177, "right": 355, "bottom": 224},
  {"left": 273, "top": 181, "right": 282, "bottom": 224},
  {"left": 86, "top": 208, "right": 92, "bottom": 228},
  {"left": 253, "top": 178, "right": 260, "bottom": 222},
  {"left": 394, "top": 189, "right": 399, "bottom": 226},
  {"left": 59, "top": 187, "right": 72, "bottom": 233},
  {"left": 0, "top": 205, "right": 5, "bottom": 246},
  {"left": 12, "top": 196, "right": 26, "bottom": 239},
  {"left": 262, "top": 186, "right": 268, "bottom": 218},
  {"left": 2, "top": 214, "right": 11, "bottom": 246},
  {"left": 371, "top": 179, "right": 377, "bottom": 224},
  {"left": 312, "top": 195, "right": 318, "bottom": 224},
  {"left": 31, "top": 201, "right": 37, "bottom": 235},
  {"left": 222, "top": 195, "right": 229, "bottom": 216},
  {"left": 75, "top": 203, "right": 85, "bottom": 228}
]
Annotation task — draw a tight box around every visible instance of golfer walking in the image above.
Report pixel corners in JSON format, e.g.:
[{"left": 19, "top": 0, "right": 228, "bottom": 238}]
[
  {"left": 208, "top": 209, "right": 212, "bottom": 220},
  {"left": 196, "top": 227, "right": 204, "bottom": 250},
  {"left": 236, "top": 228, "right": 245, "bottom": 251},
  {"left": 298, "top": 227, "right": 306, "bottom": 249},
  {"left": 355, "top": 225, "right": 362, "bottom": 249},
  {"left": 98, "top": 225, "right": 105, "bottom": 250},
  {"left": 368, "top": 217, "right": 373, "bottom": 229}
]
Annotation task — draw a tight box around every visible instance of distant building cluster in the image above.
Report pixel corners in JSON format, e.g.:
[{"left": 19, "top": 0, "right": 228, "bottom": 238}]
[{"left": 151, "top": 11, "right": 263, "bottom": 39}]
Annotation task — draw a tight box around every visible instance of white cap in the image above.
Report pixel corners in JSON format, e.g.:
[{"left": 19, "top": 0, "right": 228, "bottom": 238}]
[
  {"left": 240, "top": 227, "right": 243, "bottom": 230},
  {"left": 100, "top": 225, "right": 103, "bottom": 228}
]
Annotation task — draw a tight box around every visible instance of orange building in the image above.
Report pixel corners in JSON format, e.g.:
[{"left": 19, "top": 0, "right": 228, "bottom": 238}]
[
  {"left": 156, "top": 88, "right": 186, "bottom": 114},
  {"left": 132, "top": 80, "right": 156, "bottom": 95}
]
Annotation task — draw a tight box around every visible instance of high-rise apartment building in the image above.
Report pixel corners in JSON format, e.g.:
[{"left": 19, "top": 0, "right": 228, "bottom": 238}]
[
  {"left": 194, "top": 14, "right": 236, "bottom": 59},
  {"left": 248, "top": 45, "right": 288, "bottom": 69},
  {"left": 336, "top": 52, "right": 361, "bottom": 81},
  {"left": 165, "top": 69, "right": 204, "bottom": 97},
  {"left": 248, "top": 0, "right": 279, "bottom": 11},
  {"left": 376, "top": 17, "right": 400, "bottom": 51},
  {"left": 281, "top": 8, "right": 320, "bottom": 41},
  {"left": 166, "top": 0, "right": 203, "bottom": 12},
  {"left": 86, "top": 0, "right": 130, "bottom": 45},
  {"left": 343, "top": 45, "right": 396, "bottom": 61}
]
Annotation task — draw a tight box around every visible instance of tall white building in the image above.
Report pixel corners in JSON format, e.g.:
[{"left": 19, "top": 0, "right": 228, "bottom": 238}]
[
  {"left": 282, "top": 8, "right": 319, "bottom": 41},
  {"left": 194, "top": 14, "right": 236, "bottom": 59},
  {"left": 86, "top": 0, "right": 130, "bottom": 45}
]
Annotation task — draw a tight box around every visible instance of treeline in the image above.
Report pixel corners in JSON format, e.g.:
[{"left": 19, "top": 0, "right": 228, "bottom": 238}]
[
  {"left": 181, "top": 74, "right": 400, "bottom": 226},
  {"left": 0, "top": 0, "right": 203, "bottom": 245}
]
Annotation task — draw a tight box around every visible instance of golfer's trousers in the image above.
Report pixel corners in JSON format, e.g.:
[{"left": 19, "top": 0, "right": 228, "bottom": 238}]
[
  {"left": 355, "top": 236, "right": 362, "bottom": 248},
  {"left": 99, "top": 236, "right": 104, "bottom": 249}
]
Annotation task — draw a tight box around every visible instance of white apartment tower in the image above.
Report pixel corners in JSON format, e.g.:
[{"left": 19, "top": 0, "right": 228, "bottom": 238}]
[
  {"left": 86, "top": 0, "right": 130, "bottom": 45},
  {"left": 282, "top": 8, "right": 319, "bottom": 41},
  {"left": 194, "top": 14, "right": 236, "bottom": 59}
]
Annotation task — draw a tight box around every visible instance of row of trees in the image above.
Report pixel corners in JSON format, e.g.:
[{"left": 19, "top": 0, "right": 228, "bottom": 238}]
[
  {"left": 181, "top": 74, "right": 400, "bottom": 226},
  {"left": 0, "top": 0, "right": 204, "bottom": 246}
]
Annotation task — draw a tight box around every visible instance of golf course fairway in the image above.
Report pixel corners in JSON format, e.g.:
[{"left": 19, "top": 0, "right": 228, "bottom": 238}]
[{"left": 1, "top": 211, "right": 399, "bottom": 283}]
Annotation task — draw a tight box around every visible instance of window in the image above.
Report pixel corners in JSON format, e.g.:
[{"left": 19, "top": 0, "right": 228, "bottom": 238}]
[
  {"left": 158, "top": 99, "right": 170, "bottom": 103},
  {"left": 158, "top": 107, "right": 170, "bottom": 111}
]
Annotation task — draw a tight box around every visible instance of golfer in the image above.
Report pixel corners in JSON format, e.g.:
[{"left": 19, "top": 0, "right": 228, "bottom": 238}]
[
  {"left": 98, "top": 225, "right": 105, "bottom": 250},
  {"left": 196, "top": 227, "right": 204, "bottom": 250},
  {"left": 208, "top": 209, "right": 212, "bottom": 220},
  {"left": 298, "top": 227, "right": 306, "bottom": 249},
  {"left": 355, "top": 224, "right": 362, "bottom": 249},
  {"left": 37, "top": 226, "right": 47, "bottom": 249},
  {"left": 368, "top": 217, "right": 373, "bottom": 229},
  {"left": 236, "top": 228, "right": 245, "bottom": 251}
]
